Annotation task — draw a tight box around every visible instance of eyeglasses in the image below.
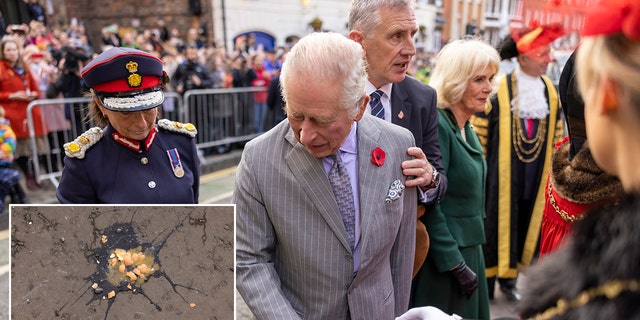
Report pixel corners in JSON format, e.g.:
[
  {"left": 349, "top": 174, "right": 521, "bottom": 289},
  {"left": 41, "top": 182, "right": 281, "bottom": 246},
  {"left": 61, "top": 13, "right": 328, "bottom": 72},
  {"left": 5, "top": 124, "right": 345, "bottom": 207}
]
[{"left": 534, "top": 50, "right": 551, "bottom": 58}]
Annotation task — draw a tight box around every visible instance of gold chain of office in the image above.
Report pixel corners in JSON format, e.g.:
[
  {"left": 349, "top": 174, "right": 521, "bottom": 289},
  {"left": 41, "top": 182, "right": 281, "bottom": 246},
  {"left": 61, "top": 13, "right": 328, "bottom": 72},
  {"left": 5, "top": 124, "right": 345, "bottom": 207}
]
[
  {"left": 547, "top": 183, "right": 585, "bottom": 222},
  {"left": 511, "top": 74, "right": 547, "bottom": 163}
]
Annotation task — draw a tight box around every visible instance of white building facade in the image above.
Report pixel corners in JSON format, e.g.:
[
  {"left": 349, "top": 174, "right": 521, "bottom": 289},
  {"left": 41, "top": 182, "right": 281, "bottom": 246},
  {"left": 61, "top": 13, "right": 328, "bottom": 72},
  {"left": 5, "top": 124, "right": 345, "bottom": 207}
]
[{"left": 211, "top": 0, "right": 440, "bottom": 52}]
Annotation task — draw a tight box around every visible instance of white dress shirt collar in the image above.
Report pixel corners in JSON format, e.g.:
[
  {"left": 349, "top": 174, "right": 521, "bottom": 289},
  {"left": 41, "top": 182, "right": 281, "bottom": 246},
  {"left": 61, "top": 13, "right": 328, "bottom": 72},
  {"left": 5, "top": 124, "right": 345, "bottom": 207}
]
[{"left": 365, "top": 81, "right": 393, "bottom": 122}]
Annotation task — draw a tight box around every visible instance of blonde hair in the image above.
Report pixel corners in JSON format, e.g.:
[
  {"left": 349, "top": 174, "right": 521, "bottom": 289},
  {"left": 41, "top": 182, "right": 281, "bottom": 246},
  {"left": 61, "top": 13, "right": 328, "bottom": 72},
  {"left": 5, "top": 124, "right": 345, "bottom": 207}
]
[
  {"left": 0, "top": 105, "right": 5, "bottom": 118},
  {"left": 87, "top": 95, "right": 108, "bottom": 127},
  {"left": 576, "top": 34, "right": 640, "bottom": 118},
  {"left": 429, "top": 38, "right": 501, "bottom": 109}
]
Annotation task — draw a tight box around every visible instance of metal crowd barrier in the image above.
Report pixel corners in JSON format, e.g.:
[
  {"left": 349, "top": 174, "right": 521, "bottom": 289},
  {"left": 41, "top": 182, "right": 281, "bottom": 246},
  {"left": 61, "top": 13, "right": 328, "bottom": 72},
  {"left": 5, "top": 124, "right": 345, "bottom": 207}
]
[
  {"left": 26, "top": 87, "right": 271, "bottom": 187},
  {"left": 183, "top": 87, "right": 267, "bottom": 150}
]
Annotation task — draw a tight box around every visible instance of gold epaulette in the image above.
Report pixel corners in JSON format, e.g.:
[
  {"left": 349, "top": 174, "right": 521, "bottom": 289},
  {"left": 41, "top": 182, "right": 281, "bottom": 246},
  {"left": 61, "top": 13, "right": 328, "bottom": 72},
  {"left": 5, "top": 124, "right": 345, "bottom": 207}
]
[
  {"left": 157, "top": 119, "right": 197, "bottom": 138},
  {"left": 64, "top": 127, "right": 104, "bottom": 159}
]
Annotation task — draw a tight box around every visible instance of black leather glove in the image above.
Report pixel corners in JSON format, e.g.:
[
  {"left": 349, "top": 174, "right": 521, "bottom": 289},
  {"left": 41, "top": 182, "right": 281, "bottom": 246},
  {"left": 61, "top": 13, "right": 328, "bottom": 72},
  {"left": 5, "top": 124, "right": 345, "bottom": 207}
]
[{"left": 450, "top": 261, "right": 478, "bottom": 298}]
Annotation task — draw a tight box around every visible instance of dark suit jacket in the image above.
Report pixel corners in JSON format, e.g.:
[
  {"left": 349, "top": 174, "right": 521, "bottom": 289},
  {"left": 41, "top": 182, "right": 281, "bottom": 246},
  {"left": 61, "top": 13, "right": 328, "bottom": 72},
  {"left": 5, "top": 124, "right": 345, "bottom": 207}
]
[{"left": 390, "top": 75, "right": 447, "bottom": 203}]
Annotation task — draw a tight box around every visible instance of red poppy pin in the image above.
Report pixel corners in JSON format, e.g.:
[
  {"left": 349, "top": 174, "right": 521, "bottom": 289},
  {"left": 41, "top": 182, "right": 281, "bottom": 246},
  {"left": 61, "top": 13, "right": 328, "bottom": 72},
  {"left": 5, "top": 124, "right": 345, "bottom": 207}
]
[{"left": 371, "top": 147, "right": 386, "bottom": 166}]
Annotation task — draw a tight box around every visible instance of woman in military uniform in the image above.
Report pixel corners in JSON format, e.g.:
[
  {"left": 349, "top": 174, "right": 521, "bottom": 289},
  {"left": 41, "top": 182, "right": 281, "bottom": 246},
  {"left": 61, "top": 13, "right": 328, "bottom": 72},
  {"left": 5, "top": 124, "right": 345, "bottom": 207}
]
[{"left": 56, "top": 47, "right": 200, "bottom": 204}]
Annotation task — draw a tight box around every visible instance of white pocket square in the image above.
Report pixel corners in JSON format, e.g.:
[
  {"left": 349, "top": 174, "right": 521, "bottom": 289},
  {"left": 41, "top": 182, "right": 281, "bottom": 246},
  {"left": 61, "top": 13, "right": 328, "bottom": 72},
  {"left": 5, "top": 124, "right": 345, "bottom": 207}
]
[{"left": 385, "top": 179, "right": 405, "bottom": 203}]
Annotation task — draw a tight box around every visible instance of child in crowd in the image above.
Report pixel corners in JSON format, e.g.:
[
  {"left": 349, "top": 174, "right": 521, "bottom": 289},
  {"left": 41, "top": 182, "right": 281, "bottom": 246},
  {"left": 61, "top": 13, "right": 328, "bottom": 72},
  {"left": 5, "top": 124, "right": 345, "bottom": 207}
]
[{"left": 0, "top": 105, "right": 25, "bottom": 212}]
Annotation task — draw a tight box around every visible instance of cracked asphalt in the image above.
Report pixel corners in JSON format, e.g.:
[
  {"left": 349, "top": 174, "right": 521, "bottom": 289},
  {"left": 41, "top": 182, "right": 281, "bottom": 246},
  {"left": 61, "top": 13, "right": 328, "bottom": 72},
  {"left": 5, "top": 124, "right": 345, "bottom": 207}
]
[{"left": 10, "top": 205, "right": 233, "bottom": 320}]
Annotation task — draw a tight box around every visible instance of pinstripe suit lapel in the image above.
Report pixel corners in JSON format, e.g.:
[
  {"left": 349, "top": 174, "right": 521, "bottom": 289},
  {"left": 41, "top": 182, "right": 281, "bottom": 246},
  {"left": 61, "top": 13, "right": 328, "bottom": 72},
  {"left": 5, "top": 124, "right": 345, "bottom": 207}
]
[
  {"left": 284, "top": 130, "right": 353, "bottom": 252},
  {"left": 356, "top": 116, "right": 389, "bottom": 255}
]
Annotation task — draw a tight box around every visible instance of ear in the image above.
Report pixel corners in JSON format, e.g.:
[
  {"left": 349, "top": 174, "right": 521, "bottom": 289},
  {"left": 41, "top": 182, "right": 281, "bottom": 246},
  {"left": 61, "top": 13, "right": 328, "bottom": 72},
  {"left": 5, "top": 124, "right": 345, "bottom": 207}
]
[
  {"left": 354, "top": 95, "right": 369, "bottom": 121},
  {"left": 348, "top": 30, "right": 364, "bottom": 45},
  {"left": 94, "top": 97, "right": 109, "bottom": 116},
  {"left": 601, "top": 77, "right": 618, "bottom": 114}
]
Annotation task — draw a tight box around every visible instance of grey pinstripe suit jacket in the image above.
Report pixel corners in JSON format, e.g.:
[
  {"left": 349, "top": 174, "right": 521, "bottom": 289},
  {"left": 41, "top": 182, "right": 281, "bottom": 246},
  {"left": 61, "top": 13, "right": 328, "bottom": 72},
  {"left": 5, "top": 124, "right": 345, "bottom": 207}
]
[{"left": 235, "top": 114, "right": 418, "bottom": 320}]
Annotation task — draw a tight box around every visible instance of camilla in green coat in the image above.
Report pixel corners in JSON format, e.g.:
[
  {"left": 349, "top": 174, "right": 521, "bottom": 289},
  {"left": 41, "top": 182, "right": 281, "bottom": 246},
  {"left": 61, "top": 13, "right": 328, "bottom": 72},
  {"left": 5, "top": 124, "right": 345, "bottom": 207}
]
[{"left": 410, "top": 39, "right": 500, "bottom": 320}]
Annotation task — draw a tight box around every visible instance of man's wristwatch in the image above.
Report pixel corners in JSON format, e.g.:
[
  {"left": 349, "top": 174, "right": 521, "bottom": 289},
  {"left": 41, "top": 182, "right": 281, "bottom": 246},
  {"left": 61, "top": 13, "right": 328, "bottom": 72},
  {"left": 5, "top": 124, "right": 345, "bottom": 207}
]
[{"left": 426, "top": 165, "right": 439, "bottom": 189}]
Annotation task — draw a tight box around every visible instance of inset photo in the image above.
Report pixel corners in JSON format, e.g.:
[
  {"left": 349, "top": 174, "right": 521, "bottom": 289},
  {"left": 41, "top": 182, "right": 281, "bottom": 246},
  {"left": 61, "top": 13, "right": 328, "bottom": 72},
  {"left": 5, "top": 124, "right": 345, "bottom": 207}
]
[
  {"left": 0, "top": 212, "right": 8, "bottom": 319},
  {"left": 11, "top": 205, "right": 234, "bottom": 320}
]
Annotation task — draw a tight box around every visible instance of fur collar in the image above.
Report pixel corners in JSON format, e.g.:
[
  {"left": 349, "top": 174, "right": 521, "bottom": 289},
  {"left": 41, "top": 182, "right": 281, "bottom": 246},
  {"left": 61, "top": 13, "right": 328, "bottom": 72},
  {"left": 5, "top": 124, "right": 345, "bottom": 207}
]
[{"left": 550, "top": 141, "right": 623, "bottom": 204}]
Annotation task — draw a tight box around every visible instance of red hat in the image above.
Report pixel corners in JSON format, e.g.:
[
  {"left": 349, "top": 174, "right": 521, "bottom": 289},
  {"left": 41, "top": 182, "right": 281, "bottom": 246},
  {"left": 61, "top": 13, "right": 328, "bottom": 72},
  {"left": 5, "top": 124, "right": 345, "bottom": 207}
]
[
  {"left": 512, "top": 23, "right": 565, "bottom": 55},
  {"left": 81, "top": 47, "right": 169, "bottom": 112},
  {"left": 581, "top": 0, "right": 640, "bottom": 41}
]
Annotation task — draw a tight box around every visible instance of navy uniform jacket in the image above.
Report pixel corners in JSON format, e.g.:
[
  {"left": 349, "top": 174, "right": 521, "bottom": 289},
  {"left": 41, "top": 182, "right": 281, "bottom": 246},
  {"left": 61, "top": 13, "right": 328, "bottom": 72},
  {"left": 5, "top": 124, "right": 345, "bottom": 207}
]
[{"left": 56, "top": 120, "right": 200, "bottom": 204}]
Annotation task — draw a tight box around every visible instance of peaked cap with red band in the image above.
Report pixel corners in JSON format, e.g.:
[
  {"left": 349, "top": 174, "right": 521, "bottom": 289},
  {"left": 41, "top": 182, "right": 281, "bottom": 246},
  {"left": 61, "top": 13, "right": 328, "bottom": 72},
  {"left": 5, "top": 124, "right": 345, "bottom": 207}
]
[
  {"left": 81, "top": 47, "right": 169, "bottom": 112},
  {"left": 581, "top": 0, "right": 640, "bottom": 41}
]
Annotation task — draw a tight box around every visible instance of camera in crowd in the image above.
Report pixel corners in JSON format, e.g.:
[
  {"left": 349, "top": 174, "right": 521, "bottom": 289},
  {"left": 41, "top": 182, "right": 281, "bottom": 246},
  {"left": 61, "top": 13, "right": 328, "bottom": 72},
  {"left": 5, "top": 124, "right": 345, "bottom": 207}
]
[
  {"left": 178, "top": 60, "right": 203, "bottom": 91},
  {"left": 59, "top": 46, "right": 91, "bottom": 74}
]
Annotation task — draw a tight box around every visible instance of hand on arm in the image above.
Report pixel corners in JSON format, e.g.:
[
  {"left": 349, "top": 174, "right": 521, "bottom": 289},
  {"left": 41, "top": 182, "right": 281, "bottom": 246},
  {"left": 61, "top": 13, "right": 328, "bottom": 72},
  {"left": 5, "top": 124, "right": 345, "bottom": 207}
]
[{"left": 402, "top": 147, "right": 437, "bottom": 189}]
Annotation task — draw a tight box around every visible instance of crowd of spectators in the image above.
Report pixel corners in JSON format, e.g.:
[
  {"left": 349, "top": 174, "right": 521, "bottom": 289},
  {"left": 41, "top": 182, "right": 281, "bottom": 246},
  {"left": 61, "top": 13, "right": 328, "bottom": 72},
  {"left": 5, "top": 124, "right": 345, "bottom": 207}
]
[{"left": 9, "top": 17, "right": 289, "bottom": 92}]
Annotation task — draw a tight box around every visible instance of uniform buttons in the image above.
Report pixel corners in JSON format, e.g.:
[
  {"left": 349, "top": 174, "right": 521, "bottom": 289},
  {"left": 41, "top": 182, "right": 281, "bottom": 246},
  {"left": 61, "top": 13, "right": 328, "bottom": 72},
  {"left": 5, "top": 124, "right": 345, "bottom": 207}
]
[
  {"left": 148, "top": 181, "right": 156, "bottom": 189},
  {"left": 140, "top": 157, "right": 149, "bottom": 165}
]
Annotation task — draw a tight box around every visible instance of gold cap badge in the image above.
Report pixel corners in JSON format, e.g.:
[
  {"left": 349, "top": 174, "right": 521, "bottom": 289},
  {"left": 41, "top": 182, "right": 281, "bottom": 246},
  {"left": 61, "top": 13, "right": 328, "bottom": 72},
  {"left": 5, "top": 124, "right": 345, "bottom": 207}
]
[{"left": 126, "top": 60, "right": 142, "bottom": 87}]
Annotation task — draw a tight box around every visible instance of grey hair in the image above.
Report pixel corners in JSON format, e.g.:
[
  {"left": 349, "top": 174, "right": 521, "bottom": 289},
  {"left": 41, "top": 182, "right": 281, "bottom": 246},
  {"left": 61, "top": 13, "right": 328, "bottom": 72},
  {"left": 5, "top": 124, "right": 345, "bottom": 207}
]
[
  {"left": 348, "top": 0, "right": 414, "bottom": 36},
  {"left": 280, "top": 32, "right": 368, "bottom": 118},
  {"left": 429, "top": 38, "right": 501, "bottom": 109}
]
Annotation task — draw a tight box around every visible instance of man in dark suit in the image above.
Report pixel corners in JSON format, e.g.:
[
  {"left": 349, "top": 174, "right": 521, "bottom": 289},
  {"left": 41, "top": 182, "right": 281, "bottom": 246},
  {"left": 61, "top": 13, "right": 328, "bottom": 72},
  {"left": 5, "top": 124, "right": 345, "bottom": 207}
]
[{"left": 349, "top": 0, "right": 447, "bottom": 276}]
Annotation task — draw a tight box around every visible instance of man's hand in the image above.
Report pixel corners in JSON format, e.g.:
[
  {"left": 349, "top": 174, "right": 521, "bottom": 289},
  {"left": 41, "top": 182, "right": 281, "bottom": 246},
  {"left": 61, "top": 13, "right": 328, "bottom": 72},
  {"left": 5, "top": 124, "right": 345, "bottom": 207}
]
[{"left": 403, "top": 147, "right": 434, "bottom": 188}]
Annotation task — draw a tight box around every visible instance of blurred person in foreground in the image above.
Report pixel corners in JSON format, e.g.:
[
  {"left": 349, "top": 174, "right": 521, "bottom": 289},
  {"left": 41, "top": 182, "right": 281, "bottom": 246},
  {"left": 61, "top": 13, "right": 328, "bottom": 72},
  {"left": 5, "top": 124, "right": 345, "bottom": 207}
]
[
  {"left": 56, "top": 47, "right": 200, "bottom": 204},
  {"left": 411, "top": 38, "right": 499, "bottom": 319},
  {"left": 538, "top": 50, "right": 622, "bottom": 257},
  {"left": 470, "top": 23, "right": 565, "bottom": 302},
  {"left": 235, "top": 32, "right": 417, "bottom": 319},
  {"left": 520, "top": 1, "right": 640, "bottom": 318},
  {"left": 349, "top": 0, "right": 448, "bottom": 279}
]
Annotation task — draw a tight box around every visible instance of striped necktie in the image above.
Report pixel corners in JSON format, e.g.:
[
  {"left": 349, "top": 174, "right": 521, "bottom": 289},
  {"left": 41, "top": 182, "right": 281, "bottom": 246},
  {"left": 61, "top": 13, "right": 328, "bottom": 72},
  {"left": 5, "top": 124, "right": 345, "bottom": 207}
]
[{"left": 370, "top": 90, "right": 385, "bottom": 120}]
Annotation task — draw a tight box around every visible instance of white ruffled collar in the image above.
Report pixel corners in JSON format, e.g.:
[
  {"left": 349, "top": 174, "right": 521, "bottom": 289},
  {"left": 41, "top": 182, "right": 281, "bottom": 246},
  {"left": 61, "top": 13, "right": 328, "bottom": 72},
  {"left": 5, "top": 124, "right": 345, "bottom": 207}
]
[{"left": 512, "top": 67, "right": 549, "bottom": 119}]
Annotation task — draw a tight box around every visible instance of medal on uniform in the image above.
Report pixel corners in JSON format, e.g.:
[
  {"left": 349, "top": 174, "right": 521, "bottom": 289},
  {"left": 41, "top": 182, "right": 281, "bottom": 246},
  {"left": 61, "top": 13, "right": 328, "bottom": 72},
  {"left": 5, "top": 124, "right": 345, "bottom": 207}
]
[
  {"left": 167, "top": 148, "right": 184, "bottom": 178},
  {"left": 174, "top": 166, "right": 184, "bottom": 178}
]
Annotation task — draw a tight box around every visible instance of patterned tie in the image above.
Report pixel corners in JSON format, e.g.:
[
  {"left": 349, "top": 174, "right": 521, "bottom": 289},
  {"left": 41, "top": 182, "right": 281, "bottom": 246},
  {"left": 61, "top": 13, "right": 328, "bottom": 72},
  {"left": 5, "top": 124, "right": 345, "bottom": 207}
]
[
  {"left": 328, "top": 152, "right": 356, "bottom": 251},
  {"left": 370, "top": 90, "right": 385, "bottom": 120}
]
